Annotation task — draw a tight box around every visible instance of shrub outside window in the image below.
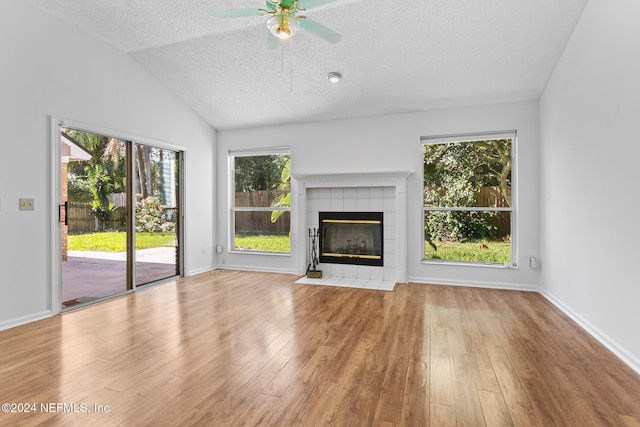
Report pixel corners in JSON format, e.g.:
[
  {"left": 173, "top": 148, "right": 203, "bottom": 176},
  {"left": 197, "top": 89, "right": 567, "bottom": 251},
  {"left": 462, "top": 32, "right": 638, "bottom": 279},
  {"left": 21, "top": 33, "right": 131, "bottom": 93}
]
[
  {"left": 422, "top": 132, "right": 515, "bottom": 265},
  {"left": 230, "top": 149, "right": 291, "bottom": 254}
]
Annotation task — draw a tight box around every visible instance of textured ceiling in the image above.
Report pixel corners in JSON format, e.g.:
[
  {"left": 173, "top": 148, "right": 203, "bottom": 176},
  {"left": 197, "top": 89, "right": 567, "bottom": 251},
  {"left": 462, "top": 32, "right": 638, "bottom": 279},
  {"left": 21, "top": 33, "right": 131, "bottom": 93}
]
[{"left": 27, "top": 0, "right": 588, "bottom": 130}]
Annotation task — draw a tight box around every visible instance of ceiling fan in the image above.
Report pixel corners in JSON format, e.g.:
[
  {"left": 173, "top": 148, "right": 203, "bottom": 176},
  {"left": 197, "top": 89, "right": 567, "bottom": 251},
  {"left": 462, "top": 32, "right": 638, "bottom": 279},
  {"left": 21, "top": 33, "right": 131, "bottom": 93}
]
[{"left": 211, "top": 0, "right": 342, "bottom": 47}]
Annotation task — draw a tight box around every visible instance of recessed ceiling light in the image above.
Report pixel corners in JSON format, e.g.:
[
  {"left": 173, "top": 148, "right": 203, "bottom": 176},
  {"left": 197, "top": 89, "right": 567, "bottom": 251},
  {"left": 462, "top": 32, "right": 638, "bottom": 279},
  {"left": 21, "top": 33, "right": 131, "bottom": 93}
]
[{"left": 327, "top": 72, "right": 342, "bottom": 83}]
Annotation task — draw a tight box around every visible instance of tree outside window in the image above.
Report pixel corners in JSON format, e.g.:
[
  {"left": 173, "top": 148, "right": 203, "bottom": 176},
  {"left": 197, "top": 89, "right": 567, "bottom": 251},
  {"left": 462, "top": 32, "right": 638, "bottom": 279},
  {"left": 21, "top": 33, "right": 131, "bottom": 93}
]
[{"left": 423, "top": 133, "right": 514, "bottom": 264}]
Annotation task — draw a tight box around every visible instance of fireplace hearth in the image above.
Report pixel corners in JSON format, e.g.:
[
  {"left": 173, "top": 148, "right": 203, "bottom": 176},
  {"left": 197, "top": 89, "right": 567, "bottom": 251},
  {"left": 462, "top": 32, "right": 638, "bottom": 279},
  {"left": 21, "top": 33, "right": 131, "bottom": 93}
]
[{"left": 319, "top": 212, "right": 383, "bottom": 266}]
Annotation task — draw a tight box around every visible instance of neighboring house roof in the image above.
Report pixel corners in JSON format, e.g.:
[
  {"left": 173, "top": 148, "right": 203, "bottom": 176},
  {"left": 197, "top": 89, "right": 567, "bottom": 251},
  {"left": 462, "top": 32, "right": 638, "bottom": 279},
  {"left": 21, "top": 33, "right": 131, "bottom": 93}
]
[{"left": 61, "top": 132, "right": 92, "bottom": 163}]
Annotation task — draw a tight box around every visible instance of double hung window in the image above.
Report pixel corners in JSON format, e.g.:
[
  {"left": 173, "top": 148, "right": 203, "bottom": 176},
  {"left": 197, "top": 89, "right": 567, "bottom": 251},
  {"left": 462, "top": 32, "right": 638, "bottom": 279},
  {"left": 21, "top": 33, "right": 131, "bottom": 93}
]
[
  {"left": 422, "top": 132, "right": 515, "bottom": 265},
  {"left": 230, "top": 148, "right": 291, "bottom": 254}
]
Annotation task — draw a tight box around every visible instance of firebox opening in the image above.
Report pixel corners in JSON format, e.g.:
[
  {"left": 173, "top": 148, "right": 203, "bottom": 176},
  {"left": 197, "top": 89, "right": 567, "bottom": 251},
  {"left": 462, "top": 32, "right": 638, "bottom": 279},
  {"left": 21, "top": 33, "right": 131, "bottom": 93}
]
[{"left": 319, "top": 212, "right": 383, "bottom": 267}]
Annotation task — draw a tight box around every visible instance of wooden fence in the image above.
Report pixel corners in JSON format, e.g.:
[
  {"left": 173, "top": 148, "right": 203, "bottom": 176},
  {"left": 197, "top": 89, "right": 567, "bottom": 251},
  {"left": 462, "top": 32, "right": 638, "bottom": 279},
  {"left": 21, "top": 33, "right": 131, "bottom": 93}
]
[
  {"left": 109, "top": 192, "right": 126, "bottom": 207},
  {"left": 477, "top": 186, "right": 510, "bottom": 208},
  {"left": 424, "top": 185, "right": 511, "bottom": 238},
  {"left": 476, "top": 186, "right": 511, "bottom": 237},
  {"left": 69, "top": 188, "right": 506, "bottom": 235},
  {"left": 235, "top": 190, "right": 290, "bottom": 234},
  {"left": 67, "top": 202, "right": 126, "bottom": 233}
]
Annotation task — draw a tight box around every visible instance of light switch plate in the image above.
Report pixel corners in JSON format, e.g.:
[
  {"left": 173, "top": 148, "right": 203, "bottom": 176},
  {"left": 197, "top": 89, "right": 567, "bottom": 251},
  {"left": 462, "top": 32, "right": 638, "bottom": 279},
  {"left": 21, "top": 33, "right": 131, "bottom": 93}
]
[{"left": 19, "top": 198, "right": 34, "bottom": 211}]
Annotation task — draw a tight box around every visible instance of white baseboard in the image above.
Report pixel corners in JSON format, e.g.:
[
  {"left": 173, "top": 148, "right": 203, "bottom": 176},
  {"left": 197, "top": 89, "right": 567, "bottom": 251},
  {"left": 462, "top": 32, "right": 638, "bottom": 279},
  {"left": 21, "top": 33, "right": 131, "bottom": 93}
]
[
  {"left": 540, "top": 289, "right": 640, "bottom": 376},
  {"left": 213, "top": 264, "right": 298, "bottom": 276},
  {"left": 0, "top": 310, "right": 53, "bottom": 332},
  {"left": 187, "top": 264, "right": 217, "bottom": 276},
  {"left": 407, "top": 276, "right": 539, "bottom": 292}
]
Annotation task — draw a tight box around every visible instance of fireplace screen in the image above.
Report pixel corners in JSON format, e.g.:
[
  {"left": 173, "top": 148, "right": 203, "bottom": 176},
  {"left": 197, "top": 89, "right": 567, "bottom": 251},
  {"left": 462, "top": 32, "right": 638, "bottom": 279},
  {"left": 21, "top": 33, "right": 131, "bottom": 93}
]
[{"left": 319, "top": 212, "right": 383, "bottom": 266}]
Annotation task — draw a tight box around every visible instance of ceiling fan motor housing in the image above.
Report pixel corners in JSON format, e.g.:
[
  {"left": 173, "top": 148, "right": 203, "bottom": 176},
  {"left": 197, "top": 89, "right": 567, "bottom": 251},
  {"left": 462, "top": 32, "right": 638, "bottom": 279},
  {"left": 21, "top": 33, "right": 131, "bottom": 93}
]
[
  {"left": 267, "top": 13, "right": 300, "bottom": 39},
  {"left": 270, "top": 0, "right": 296, "bottom": 9},
  {"left": 213, "top": 0, "right": 341, "bottom": 44}
]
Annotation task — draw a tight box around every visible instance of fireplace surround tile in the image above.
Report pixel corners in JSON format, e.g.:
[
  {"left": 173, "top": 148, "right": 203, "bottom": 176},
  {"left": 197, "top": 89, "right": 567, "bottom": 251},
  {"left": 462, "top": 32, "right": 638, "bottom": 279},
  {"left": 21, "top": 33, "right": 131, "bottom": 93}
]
[
  {"left": 343, "top": 264, "right": 357, "bottom": 279},
  {"left": 319, "top": 188, "right": 332, "bottom": 199},
  {"left": 384, "top": 239, "right": 396, "bottom": 254},
  {"left": 344, "top": 198, "right": 357, "bottom": 211},
  {"left": 384, "top": 198, "right": 396, "bottom": 211},
  {"left": 356, "top": 199, "right": 370, "bottom": 211},
  {"left": 384, "top": 254, "right": 398, "bottom": 268},
  {"left": 357, "top": 187, "right": 370, "bottom": 199},
  {"left": 357, "top": 265, "right": 371, "bottom": 280},
  {"left": 331, "top": 198, "right": 345, "bottom": 211},
  {"left": 384, "top": 266, "right": 396, "bottom": 281},
  {"left": 370, "top": 198, "right": 384, "bottom": 211},
  {"left": 292, "top": 171, "right": 412, "bottom": 283},
  {"left": 384, "top": 186, "right": 396, "bottom": 199},
  {"left": 330, "top": 263, "right": 344, "bottom": 278},
  {"left": 344, "top": 188, "right": 357, "bottom": 199},
  {"left": 370, "top": 267, "right": 384, "bottom": 281},
  {"left": 370, "top": 187, "right": 384, "bottom": 198},
  {"left": 385, "top": 211, "right": 397, "bottom": 226}
]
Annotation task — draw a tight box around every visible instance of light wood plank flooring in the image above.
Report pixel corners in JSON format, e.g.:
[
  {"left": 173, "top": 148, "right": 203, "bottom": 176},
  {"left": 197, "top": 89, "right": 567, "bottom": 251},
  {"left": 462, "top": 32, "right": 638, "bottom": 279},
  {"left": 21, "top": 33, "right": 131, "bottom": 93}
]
[{"left": 1, "top": 271, "right": 639, "bottom": 426}]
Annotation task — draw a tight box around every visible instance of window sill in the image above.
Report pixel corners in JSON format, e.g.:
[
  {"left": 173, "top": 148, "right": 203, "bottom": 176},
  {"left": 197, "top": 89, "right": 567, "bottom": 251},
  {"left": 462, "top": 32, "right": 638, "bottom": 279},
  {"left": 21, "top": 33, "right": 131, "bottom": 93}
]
[{"left": 229, "top": 250, "right": 291, "bottom": 257}]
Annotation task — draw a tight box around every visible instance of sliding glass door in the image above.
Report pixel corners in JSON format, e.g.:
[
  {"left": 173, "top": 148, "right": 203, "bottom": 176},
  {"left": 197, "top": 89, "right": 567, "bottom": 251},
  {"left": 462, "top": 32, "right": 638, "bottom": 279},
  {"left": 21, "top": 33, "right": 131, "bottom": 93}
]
[
  {"left": 134, "top": 144, "right": 180, "bottom": 286},
  {"left": 58, "top": 124, "right": 182, "bottom": 310}
]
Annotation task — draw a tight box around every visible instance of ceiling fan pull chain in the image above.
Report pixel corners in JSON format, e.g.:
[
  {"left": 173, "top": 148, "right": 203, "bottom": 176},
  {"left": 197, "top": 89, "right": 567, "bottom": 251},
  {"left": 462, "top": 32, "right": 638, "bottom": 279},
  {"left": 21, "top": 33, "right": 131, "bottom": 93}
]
[{"left": 290, "top": 38, "right": 294, "bottom": 93}]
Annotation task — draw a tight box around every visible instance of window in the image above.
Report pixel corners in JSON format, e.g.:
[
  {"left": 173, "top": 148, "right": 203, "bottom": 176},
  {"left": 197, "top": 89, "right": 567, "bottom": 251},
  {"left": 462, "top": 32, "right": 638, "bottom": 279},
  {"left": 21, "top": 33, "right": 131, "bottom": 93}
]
[
  {"left": 230, "top": 148, "right": 291, "bottom": 254},
  {"left": 422, "top": 132, "right": 515, "bottom": 265}
]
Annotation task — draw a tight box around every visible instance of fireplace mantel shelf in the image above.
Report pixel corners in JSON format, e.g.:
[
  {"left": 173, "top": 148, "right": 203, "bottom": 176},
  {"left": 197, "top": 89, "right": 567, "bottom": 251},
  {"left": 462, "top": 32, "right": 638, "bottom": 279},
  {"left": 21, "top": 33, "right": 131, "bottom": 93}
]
[{"left": 291, "top": 171, "right": 413, "bottom": 188}]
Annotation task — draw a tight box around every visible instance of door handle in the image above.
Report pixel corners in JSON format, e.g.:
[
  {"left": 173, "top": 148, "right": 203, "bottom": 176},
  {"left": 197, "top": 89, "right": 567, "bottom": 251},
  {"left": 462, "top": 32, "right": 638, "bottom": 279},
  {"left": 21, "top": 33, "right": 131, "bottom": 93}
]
[{"left": 59, "top": 201, "right": 68, "bottom": 226}]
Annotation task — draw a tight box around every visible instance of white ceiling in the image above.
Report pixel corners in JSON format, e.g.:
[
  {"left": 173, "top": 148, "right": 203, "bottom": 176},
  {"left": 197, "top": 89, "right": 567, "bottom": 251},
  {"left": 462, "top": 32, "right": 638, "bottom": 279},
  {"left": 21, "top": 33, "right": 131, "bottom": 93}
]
[{"left": 27, "top": 0, "right": 588, "bottom": 130}]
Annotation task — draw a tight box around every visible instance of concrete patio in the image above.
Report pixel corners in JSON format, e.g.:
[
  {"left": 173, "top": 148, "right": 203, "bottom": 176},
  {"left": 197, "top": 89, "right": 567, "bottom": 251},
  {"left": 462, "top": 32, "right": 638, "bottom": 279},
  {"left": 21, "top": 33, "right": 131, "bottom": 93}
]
[{"left": 62, "top": 247, "right": 178, "bottom": 307}]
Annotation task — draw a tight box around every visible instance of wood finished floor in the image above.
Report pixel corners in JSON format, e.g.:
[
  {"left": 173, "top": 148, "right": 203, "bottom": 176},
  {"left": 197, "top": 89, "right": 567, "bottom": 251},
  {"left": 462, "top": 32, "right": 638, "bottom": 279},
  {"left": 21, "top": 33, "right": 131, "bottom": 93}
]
[{"left": 1, "top": 271, "right": 639, "bottom": 426}]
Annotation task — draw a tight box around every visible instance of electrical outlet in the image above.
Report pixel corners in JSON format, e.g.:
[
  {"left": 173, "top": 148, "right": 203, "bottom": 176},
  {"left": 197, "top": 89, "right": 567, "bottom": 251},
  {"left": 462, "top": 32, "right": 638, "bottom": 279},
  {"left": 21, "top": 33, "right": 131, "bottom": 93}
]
[
  {"left": 201, "top": 247, "right": 206, "bottom": 254},
  {"left": 529, "top": 257, "right": 538, "bottom": 270},
  {"left": 216, "top": 245, "right": 223, "bottom": 254},
  {"left": 19, "top": 198, "right": 34, "bottom": 211}
]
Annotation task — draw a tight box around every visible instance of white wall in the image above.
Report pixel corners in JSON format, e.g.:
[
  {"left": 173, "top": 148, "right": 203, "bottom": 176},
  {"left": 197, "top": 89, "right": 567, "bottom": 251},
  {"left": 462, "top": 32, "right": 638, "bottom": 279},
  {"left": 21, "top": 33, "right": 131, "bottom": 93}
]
[
  {"left": 540, "top": 0, "right": 640, "bottom": 372},
  {"left": 217, "top": 101, "right": 540, "bottom": 290},
  {"left": 0, "top": 1, "right": 216, "bottom": 329}
]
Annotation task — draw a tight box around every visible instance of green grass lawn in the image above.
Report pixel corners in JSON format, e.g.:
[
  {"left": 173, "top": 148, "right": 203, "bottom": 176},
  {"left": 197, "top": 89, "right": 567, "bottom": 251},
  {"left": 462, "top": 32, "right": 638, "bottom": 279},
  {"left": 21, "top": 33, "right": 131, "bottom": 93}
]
[
  {"left": 68, "top": 232, "right": 176, "bottom": 252},
  {"left": 234, "top": 232, "right": 290, "bottom": 253},
  {"left": 425, "top": 239, "right": 511, "bottom": 263},
  {"left": 70, "top": 231, "right": 506, "bottom": 262}
]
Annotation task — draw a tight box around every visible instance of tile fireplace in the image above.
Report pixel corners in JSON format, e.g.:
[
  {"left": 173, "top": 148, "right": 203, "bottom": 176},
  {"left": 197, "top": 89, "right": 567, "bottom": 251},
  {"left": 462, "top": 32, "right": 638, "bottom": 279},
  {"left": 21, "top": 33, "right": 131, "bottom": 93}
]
[{"left": 292, "top": 171, "right": 412, "bottom": 283}]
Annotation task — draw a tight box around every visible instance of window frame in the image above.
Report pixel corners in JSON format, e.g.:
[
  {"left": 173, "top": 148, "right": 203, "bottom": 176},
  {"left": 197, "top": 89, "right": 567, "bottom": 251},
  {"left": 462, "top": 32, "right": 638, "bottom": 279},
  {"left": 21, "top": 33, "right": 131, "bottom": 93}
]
[
  {"left": 229, "top": 147, "right": 291, "bottom": 255},
  {"left": 421, "top": 131, "right": 517, "bottom": 268}
]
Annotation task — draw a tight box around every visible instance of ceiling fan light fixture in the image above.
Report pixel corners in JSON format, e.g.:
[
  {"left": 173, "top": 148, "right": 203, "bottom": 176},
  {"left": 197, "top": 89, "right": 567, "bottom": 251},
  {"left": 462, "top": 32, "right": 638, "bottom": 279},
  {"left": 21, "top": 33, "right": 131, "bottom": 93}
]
[
  {"left": 267, "top": 14, "right": 299, "bottom": 39},
  {"left": 327, "top": 72, "right": 342, "bottom": 83}
]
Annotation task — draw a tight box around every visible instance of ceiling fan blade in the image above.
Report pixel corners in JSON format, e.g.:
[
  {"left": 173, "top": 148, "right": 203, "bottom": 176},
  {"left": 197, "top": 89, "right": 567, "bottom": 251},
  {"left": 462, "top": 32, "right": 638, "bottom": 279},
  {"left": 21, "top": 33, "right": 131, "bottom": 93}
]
[
  {"left": 298, "top": 18, "right": 342, "bottom": 43},
  {"left": 210, "top": 9, "right": 265, "bottom": 18},
  {"left": 265, "top": 1, "right": 277, "bottom": 11},
  {"left": 297, "top": 0, "right": 341, "bottom": 9}
]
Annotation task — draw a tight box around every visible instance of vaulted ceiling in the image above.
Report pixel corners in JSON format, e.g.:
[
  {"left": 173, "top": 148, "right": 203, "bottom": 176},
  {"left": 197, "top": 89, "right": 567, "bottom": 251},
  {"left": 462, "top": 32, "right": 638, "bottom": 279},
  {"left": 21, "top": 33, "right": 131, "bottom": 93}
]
[{"left": 27, "top": 0, "right": 588, "bottom": 130}]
